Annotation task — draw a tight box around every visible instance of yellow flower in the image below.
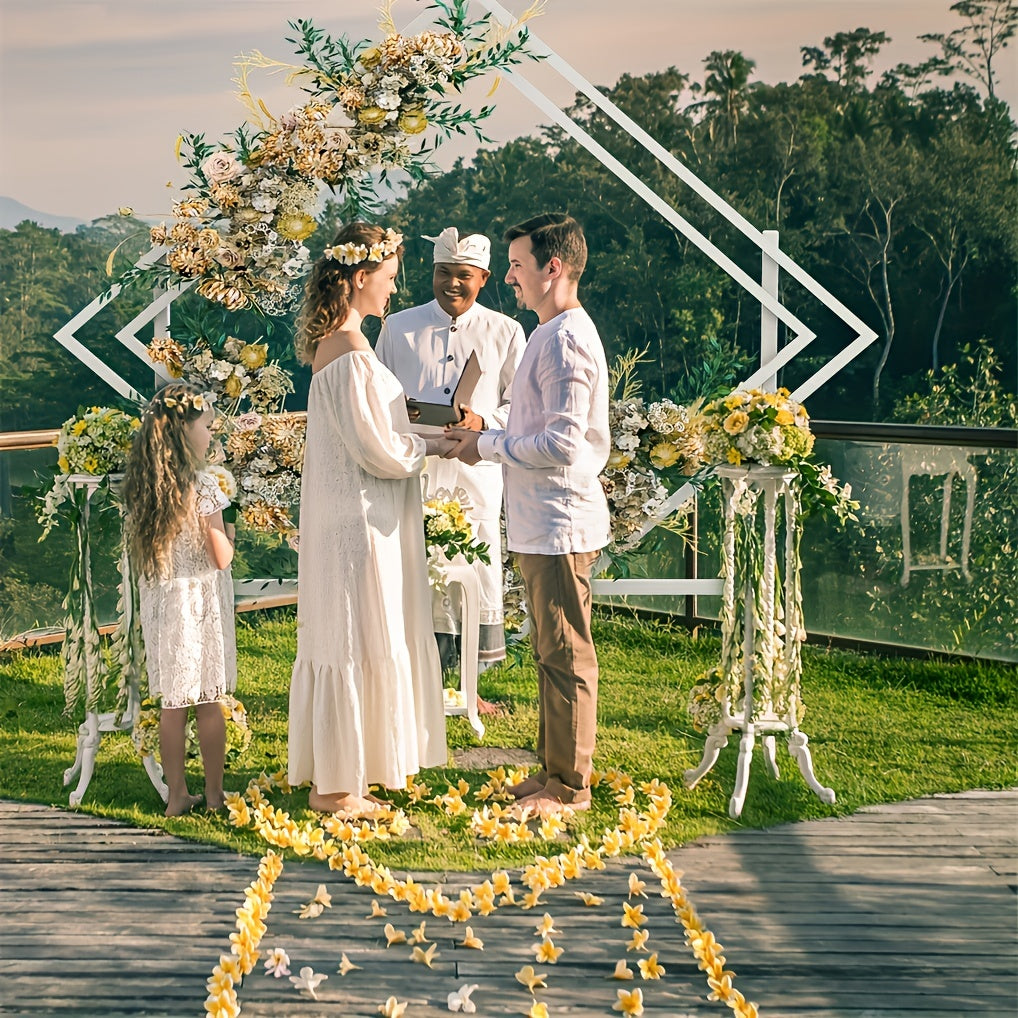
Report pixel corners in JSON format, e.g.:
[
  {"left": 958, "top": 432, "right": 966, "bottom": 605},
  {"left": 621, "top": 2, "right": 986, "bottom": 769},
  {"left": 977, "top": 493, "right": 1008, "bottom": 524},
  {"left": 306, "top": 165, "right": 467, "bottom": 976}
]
[
  {"left": 627, "top": 872, "right": 647, "bottom": 898},
  {"left": 649, "top": 441, "right": 680, "bottom": 468},
  {"left": 224, "top": 373, "right": 245, "bottom": 399},
  {"left": 575, "top": 891, "right": 604, "bottom": 906},
  {"left": 626, "top": 929, "right": 650, "bottom": 952},
  {"left": 460, "top": 926, "right": 484, "bottom": 949},
  {"left": 337, "top": 952, "right": 361, "bottom": 975},
  {"left": 535, "top": 913, "right": 559, "bottom": 938},
  {"left": 358, "top": 105, "right": 388, "bottom": 126},
  {"left": 410, "top": 942, "right": 438, "bottom": 967},
  {"left": 621, "top": 902, "right": 647, "bottom": 929},
  {"left": 613, "top": 987, "right": 645, "bottom": 1015},
  {"left": 527, "top": 1004, "right": 550, "bottom": 1018},
  {"left": 57, "top": 455, "right": 70, "bottom": 472},
  {"left": 378, "top": 997, "right": 407, "bottom": 1018},
  {"left": 239, "top": 343, "right": 268, "bottom": 369},
  {"left": 775, "top": 408, "right": 795, "bottom": 425},
  {"left": 514, "top": 964, "right": 547, "bottom": 991},
  {"left": 637, "top": 953, "right": 665, "bottom": 979},
  {"left": 723, "top": 410, "right": 750, "bottom": 435},
  {"left": 275, "top": 211, "right": 317, "bottom": 242},
  {"left": 398, "top": 108, "right": 428, "bottom": 134},
  {"left": 360, "top": 46, "right": 381, "bottom": 67},
  {"left": 384, "top": 922, "right": 406, "bottom": 946},
  {"left": 533, "top": 938, "right": 564, "bottom": 963},
  {"left": 727, "top": 446, "right": 743, "bottom": 465},
  {"left": 610, "top": 959, "right": 634, "bottom": 979}
]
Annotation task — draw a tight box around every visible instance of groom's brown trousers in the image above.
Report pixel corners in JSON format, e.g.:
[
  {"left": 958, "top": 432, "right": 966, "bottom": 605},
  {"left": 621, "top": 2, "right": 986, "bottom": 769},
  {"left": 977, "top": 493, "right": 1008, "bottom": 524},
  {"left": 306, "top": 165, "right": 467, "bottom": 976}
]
[{"left": 516, "top": 550, "right": 601, "bottom": 805}]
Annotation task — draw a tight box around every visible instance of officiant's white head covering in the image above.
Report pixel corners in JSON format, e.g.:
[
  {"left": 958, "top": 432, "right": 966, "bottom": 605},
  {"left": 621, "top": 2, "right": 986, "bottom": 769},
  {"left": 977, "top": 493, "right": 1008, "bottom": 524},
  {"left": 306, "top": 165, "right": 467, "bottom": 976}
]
[{"left": 424, "top": 227, "right": 491, "bottom": 270}]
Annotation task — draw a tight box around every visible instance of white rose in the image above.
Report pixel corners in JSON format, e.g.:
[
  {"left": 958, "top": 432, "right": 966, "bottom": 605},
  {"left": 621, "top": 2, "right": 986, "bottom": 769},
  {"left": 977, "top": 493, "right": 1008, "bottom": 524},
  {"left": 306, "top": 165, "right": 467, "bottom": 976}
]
[{"left": 202, "top": 152, "right": 242, "bottom": 185}]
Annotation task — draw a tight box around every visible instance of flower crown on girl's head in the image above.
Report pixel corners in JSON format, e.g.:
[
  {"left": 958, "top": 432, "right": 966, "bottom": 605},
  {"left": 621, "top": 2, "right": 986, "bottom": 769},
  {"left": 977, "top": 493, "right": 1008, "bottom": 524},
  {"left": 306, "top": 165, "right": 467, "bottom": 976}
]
[
  {"left": 147, "top": 390, "right": 217, "bottom": 417},
  {"left": 323, "top": 228, "right": 403, "bottom": 266}
]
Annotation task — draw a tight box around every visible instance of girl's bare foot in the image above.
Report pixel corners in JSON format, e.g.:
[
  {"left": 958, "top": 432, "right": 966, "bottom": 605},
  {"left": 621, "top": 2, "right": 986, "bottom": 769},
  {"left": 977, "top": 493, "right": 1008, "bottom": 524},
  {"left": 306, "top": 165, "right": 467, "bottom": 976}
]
[
  {"left": 205, "top": 790, "right": 235, "bottom": 811},
  {"left": 165, "top": 792, "right": 203, "bottom": 817}
]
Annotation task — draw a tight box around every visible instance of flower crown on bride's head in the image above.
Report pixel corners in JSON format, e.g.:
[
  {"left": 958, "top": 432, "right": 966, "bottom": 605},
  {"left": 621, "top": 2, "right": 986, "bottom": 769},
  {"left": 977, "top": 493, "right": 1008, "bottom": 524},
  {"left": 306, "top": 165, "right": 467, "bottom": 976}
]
[{"left": 323, "top": 228, "right": 403, "bottom": 266}]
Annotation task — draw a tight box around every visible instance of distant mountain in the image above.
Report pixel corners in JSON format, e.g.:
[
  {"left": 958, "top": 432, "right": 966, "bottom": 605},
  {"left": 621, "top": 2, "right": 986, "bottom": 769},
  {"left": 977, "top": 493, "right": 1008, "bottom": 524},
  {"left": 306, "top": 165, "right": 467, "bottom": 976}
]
[{"left": 0, "top": 196, "right": 85, "bottom": 233}]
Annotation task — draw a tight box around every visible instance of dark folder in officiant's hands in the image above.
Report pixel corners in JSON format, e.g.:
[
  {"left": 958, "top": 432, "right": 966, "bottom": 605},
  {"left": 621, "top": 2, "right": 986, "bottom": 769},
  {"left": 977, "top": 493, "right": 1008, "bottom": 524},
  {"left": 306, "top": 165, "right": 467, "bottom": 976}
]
[{"left": 405, "top": 351, "right": 481, "bottom": 426}]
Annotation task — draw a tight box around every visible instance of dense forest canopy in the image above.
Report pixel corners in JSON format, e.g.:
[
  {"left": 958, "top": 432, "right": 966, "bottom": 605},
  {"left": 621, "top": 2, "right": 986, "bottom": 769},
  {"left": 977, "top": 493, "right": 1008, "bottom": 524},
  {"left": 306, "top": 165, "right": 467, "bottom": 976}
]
[{"left": 1, "top": 0, "right": 1014, "bottom": 430}]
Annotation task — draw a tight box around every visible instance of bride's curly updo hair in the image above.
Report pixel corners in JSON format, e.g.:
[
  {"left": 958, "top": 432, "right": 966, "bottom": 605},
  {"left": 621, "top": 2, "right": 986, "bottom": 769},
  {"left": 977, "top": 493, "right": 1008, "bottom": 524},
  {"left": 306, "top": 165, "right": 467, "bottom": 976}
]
[{"left": 294, "top": 221, "right": 404, "bottom": 364}]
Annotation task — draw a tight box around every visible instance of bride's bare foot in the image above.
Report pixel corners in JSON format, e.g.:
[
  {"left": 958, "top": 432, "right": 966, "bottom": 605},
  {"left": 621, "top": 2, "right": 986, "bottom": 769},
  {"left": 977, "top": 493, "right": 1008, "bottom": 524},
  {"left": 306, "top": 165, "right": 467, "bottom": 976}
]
[
  {"left": 364, "top": 792, "right": 391, "bottom": 807},
  {"left": 309, "top": 789, "right": 382, "bottom": 816},
  {"left": 165, "top": 792, "right": 202, "bottom": 817}
]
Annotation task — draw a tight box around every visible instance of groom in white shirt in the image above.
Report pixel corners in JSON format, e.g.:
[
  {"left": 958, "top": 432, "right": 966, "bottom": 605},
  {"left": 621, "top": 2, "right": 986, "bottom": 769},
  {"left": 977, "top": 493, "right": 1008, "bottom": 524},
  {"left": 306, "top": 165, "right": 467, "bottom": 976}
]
[
  {"left": 444, "top": 213, "right": 611, "bottom": 816},
  {"left": 376, "top": 227, "right": 526, "bottom": 708}
]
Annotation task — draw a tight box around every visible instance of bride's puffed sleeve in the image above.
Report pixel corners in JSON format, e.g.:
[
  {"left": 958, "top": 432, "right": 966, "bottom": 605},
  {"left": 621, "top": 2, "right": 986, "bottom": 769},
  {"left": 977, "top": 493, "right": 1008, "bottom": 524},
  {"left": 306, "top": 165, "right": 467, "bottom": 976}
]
[{"left": 329, "top": 353, "right": 427, "bottom": 479}]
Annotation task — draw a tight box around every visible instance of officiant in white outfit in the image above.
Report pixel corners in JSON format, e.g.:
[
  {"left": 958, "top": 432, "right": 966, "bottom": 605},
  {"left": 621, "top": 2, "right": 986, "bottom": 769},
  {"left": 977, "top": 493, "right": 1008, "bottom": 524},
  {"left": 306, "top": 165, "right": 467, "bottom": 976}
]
[{"left": 376, "top": 228, "right": 525, "bottom": 707}]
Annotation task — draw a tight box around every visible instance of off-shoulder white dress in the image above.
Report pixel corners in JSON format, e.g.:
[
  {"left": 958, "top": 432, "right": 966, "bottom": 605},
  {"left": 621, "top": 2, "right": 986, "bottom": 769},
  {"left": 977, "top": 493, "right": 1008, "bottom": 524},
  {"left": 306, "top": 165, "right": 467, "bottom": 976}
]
[
  {"left": 287, "top": 350, "right": 447, "bottom": 796},
  {"left": 138, "top": 471, "right": 237, "bottom": 709}
]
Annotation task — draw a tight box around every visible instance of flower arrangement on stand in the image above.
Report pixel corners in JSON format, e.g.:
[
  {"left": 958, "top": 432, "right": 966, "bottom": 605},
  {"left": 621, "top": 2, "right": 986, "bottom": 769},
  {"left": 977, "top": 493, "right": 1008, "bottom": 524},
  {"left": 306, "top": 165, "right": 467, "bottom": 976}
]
[
  {"left": 116, "top": 1, "right": 542, "bottom": 316},
  {"left": 37, "top": 407, "right": 140, "bottom": 717},
  {"left": 685, "top": 386, "right": 856, "bottom": 814}
]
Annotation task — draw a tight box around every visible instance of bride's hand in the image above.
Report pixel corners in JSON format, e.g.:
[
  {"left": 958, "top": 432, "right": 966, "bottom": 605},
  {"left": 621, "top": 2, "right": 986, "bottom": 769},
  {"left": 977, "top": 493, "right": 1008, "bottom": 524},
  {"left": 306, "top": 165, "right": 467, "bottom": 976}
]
[{"left": 423, "top": 436, "right": 456, "bottom": 457}]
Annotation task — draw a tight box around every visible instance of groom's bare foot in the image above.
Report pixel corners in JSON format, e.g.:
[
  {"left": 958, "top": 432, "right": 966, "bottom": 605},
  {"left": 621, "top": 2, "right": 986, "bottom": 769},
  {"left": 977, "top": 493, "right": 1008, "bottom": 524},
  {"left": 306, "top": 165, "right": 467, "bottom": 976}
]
[
  {"left": 165, "top": 792, "right": 202, "bottom": 817},
  {"left": 508, "top": 776, "right": 545, "bottom": 799},
  {"left": 512, "top": 790, "right": 590, "bottom": 819}
]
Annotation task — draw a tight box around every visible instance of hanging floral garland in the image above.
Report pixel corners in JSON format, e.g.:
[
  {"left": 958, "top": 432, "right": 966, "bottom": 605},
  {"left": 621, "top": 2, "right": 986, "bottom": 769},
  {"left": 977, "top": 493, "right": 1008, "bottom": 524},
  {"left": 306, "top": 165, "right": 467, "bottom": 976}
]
[{"left": 117, "top": 1, "right": 544, "bottom": 315}]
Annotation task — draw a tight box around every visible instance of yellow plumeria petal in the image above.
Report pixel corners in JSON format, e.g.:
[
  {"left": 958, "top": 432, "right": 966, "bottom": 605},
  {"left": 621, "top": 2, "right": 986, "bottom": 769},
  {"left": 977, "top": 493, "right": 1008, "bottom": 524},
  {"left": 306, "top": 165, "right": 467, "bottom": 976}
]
[{"left": 514, "top": 964, "right": 547, "bottom": 992}]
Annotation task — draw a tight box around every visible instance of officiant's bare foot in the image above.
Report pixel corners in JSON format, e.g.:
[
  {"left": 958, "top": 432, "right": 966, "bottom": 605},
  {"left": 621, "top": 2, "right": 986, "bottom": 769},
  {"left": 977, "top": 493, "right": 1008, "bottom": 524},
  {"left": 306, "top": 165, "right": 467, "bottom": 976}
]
[
  {"left": 512, "top": 790, "right": 590, "bottom": 819},
  {"left": 477, "top": 696, "right": 506, "bottom": 717},
  {"left": 508, "top": 776, "right": 545, "bottom": 799},
  {"left": 165, "top": 792, "right": 203, "bottom": 817},
  {"left": 309, "top": 789, "right": 382, "bottom": 817}
]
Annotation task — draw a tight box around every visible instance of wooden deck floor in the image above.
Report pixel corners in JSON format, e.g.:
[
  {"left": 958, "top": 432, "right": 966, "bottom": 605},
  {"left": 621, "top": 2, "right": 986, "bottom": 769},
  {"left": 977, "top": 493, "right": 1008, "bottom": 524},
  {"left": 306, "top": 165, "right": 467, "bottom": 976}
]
[{"left": 1, "top": 790, "right": 1015, "bottom": 1017}]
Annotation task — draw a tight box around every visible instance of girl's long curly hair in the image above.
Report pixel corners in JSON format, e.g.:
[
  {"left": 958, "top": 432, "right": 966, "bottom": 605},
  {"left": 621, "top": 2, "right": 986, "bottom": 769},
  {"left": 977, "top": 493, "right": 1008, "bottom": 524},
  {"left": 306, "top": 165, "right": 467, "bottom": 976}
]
[
  {"left": 122, "top": 382, "right": 208, "bottom": 581},
  {"left": 294, "top": 221, "right": 404, "bottom": 364}
]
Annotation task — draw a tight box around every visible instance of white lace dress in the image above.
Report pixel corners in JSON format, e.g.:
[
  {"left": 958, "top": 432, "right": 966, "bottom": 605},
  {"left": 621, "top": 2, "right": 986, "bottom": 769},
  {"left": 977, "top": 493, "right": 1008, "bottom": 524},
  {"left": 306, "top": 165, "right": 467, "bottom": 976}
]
[
  {"left": 288, "top": 350, "right": 447, "bottom": 796},
  {"left": 138, "top": 471, "right": 237, "bottom": 709}
]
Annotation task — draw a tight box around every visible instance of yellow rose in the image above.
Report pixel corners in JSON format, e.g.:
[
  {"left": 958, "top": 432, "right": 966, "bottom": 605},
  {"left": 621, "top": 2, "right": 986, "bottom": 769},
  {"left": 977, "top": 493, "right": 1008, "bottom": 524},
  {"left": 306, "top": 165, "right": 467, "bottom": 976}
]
[
  {"left": 723, "top": 410, "right": 749, "bottom": 435},
  {"left": 723, "top": 393, "right": 744, "bottom": 411},
  {"left": 398, "top": 109, "right": 428, "bottom": 135},
  {"left": 275, "top": 212, "right": 317, "bottom": 242},
  {"left": 224, "top": 373, "right": 245, "bottom": 399},
  {"left": 727, "top": 447, "right": 743, "bottom": 465},
  {"left": 239, "top": 343, "right": 268, "bottom": 370},
  {"left": 775, "top": 409, "right": 795, "bottom": 425},
  {"left": 357, "top": 106, "right": 388, "bottom": 126},
  {"left": 360, "top": 47, "right": 381, "bottom": 67}
]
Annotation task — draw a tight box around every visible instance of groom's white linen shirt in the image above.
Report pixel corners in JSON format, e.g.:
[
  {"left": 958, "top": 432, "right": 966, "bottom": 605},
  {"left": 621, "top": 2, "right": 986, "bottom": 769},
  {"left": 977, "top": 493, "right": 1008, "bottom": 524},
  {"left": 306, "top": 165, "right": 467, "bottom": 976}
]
[{"left": 476, "top": 307, "right": 611, "bottom": 555}]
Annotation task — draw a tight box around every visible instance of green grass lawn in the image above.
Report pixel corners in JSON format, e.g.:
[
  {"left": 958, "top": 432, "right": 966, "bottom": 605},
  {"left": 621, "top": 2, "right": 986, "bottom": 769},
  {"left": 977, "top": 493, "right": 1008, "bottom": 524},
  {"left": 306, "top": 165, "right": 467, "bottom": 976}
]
[{"left": 1, "top": 608, "right": 1015, "bottom": 871}]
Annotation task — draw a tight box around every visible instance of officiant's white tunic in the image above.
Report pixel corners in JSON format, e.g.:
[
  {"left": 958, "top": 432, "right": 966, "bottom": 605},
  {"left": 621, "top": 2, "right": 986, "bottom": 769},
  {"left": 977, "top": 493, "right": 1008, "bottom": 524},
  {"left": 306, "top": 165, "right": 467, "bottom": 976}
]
[
  {"left": 376, "top": 300, "right": 525, "bottom": 648},
  {"left": 288, "top": 351, "right": 446, "bottom": 796}
]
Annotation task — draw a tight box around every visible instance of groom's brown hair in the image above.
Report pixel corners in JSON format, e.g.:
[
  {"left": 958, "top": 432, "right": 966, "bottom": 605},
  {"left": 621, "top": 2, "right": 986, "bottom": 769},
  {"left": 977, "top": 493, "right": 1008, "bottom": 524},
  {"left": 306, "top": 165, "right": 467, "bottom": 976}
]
[{"left": 504, "top": 213, "right": 587, "bottom": 281}]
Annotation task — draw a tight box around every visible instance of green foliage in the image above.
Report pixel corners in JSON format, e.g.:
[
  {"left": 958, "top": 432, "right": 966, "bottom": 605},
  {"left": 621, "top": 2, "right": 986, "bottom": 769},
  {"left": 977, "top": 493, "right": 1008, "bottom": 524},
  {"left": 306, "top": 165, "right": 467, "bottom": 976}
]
[{"left": 1, "top": 612, "right": 1015, "bottom": 868}]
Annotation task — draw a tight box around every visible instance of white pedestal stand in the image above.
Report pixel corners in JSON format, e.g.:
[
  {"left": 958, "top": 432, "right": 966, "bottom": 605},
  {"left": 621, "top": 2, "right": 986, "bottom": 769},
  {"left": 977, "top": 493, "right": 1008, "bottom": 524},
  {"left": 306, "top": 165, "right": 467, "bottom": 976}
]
[
  {"left": 440, "top": 556, "right": 485, "bottom": 740},
  {"left": 684, "top": 464, "right": 834, "bottom": 818},
  {"left": 60, "top": 475, "right": 167, "bottom": 806}
]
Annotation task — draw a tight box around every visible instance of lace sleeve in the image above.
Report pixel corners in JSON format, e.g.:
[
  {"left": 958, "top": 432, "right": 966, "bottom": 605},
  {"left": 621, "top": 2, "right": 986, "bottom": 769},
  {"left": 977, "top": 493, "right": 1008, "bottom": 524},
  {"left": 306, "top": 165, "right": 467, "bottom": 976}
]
[{"left": 195, "top": 470, "right": 230, "bottom": 518}]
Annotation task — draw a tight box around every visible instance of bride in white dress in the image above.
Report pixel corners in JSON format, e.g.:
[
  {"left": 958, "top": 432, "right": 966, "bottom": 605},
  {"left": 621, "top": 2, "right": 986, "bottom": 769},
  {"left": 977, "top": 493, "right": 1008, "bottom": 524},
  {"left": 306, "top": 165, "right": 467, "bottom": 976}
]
[{"left": 288, "top": 223, "right": 452, "bottom": 816}]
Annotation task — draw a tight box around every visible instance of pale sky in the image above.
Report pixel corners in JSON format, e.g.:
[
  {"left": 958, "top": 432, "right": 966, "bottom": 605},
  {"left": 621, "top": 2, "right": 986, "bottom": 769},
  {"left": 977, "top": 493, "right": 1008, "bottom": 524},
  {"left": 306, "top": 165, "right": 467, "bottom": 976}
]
[{"left": 1, "top": 0, "right": 1011, "bottom": 222}]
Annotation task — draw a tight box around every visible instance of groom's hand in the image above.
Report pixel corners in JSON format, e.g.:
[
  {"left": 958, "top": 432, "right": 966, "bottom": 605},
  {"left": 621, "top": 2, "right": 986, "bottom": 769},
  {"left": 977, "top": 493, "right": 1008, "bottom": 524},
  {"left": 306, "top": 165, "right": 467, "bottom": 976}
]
[
  {"left": 456, "top": 405, "right": 484, "bottom": 431},
  {"left": 443, "top": 427, "right": 482, "bottom": 465}
]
